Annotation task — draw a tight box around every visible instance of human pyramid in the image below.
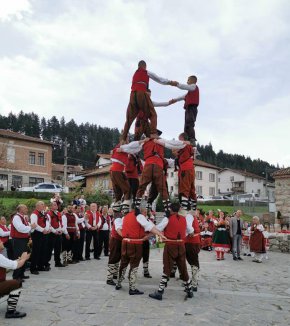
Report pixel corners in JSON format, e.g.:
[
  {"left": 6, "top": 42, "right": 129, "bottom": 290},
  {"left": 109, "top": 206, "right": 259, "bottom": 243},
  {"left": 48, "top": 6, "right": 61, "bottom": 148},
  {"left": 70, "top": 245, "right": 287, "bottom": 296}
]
[{"left": 107, "top": 60, "right": 200, "bottom": 300}]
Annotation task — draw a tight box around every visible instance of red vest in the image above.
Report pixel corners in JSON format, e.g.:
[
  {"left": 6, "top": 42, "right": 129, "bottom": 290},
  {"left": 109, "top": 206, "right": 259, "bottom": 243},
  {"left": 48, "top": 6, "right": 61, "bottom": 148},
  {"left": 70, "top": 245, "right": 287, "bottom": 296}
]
[
  {"left": 100, "top": 214, "right": 111, "bottom": 230},
  {"left": 122, "top": 211, "right": 145, "bottom": 239},
  {"left": 0, "top": 267, "right": 6, "bottom": 282},
  {"left": 110, "top": 145, "right": 128, "bottom": 172},
  {"left": 126, "top": 154, "right": 141, "bottom": 179},
  {"left": 111, "top": 218, "right": 123, "bottom": 241},
  {"left": 77, "top": 214, "right": 84, "bottom": 230},
  {"left": 185, "top": 216, "right": 201, "bottom": 244},
  {"left": 0, "top": 224, "right": 9, "bottom": 244},
  {"left": 32, "top": 210, "right": 47, "bottom": 228},
  {"left": 10, "top": 214, "right": 30, "bottom": 239},
  {"left": 66, "top": 213, "right": 76, "bottom": 233},
  {"left": 131, "top": 68, "right": 149, "bottom": 92},
  {"left": 164, "top": 214, "right": 186, "bottom": 242},
  {"left": 184, "top": 86, "right": 199, "bottom": 108},
  {"left": 178, "top": 145, "right": 194, "bottom": 171},
  {"left": 47, "top": 210, "right": 62, "bottom": 229},
  {"left": 85, "top": 211, "right": 100, "bottom": 228},
  {"left": 143, "top": 140, "right": 164, "bottom": 168}
]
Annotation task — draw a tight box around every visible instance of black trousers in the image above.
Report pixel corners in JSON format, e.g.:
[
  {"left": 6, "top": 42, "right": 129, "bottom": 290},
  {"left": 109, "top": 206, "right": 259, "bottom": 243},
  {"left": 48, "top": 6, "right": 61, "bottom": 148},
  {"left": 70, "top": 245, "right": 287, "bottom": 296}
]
[
  {"left": 4, "top": 239, "right": 14, "bottom": 259},
  {"left": 85, "top": 230, "right": 99, "bottom": 259},
  {"left": 128, "top": 177, "right": 139, "bottom": 201},
  {"left": 30, "top": 231, "right": 48, "bottom": 271},
  {"left": 46, "top": 233, "right": 62, "bottom": 265},
  {"left": 142, "top": 240, "right": 150, "bottom": 263},
  {"left": 77, "top": 229, "right": 85, "bottom": 260},
  {"left": 98, "top": 230, "right": 110, "bottom": 256},
  {"left": 62, "top": 233, "right": 78, "bottom": 260},
  {"left": 12, "top": 238, "right": 29, "bottom": 279},
  {"left": 184, "top": 105, "right": 198, "bottom": 141}
]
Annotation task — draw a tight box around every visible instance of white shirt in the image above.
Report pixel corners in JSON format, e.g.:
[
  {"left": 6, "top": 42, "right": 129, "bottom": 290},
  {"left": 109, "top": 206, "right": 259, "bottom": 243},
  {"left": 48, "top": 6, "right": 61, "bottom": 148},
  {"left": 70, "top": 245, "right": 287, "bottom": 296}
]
[
  {"left": 30, "top": 212, "right": 49, "bottom": 233},
  {"left": 119, "top": 141, "right": 143, "bottom": 155},
  {"left": 0, "top": 226, "right": 10, "bottom": 238},
  {"left": 12, "top": 214, "right": 31, "bottom": 234},
  {"left": 114, "top": 218, "right": 123, "bottom": 232},
  {"left": 100, "top": 215, "right": 110, "bottom": 231},
  {"left": 157, "top": 214, "right": 194, "bottom": 235},
  {"left": 157, "top": 138, "right": 186, "bottom": 150},
  {"left": 152, "top": 100, "right": 170, "bottom": 107},
  {"left": 62, "top": 214, "right": 79, "bottom": 235},
  {"left": 136, "top": 214, "right": 154, "bottom": 232},
  {"left": 147, "top": 71, "right": 170, "bottom": 85},
  {"left": 0, "top": 252, "right": 17, "bottom": 270},
  {"left": 200, "top": 230, "right": 213, "bottom": 236}
]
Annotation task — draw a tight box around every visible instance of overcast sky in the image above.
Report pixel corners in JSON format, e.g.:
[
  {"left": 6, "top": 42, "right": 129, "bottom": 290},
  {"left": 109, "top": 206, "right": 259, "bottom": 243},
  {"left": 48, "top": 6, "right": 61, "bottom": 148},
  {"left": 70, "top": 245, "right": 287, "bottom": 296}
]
[{"left": 0, "top": 0, "right": 290, "bottom": 167}]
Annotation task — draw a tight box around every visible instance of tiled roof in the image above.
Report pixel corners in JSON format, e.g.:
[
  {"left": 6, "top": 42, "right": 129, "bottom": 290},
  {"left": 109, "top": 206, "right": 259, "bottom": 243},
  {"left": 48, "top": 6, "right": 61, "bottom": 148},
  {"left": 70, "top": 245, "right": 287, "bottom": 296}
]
[
  {"left": 52, "top": 163, "right": 83, "bottom": 173},
  {"left": 0, "top": 129, "right": 53, "bottom": 145},
  {"left": 219, "top": 168, "right": 265, "bottom": 180},
  {"left": 272, "top": 168, "right": 290, "bottom": 178},
  {"left": 195, "top": 159, "right": 220, "bottom": 170}
]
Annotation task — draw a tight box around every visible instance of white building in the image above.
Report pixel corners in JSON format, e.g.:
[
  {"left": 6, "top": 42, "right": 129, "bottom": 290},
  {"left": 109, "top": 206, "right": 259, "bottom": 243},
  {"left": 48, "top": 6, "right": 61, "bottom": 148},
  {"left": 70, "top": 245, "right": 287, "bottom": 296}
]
[
  {"left": 218, "top": 168, "right": 275, "bottom": 200},
  {"left": 167, "top": 159, "right": 220, "bottom": 197}
]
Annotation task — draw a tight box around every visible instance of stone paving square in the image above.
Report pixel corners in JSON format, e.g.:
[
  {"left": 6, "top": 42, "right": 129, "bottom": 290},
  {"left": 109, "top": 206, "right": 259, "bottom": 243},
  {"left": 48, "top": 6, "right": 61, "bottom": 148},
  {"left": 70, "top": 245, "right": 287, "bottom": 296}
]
[{"left": 1, "top": 249, "right": 290, "bottom": 326}]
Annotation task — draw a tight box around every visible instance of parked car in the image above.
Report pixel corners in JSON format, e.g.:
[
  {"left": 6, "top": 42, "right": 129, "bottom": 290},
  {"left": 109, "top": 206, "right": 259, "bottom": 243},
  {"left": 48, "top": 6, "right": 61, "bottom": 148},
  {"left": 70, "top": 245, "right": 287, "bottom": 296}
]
[{"left": 18, "top": 183, "right": 63, "bottom": 193}]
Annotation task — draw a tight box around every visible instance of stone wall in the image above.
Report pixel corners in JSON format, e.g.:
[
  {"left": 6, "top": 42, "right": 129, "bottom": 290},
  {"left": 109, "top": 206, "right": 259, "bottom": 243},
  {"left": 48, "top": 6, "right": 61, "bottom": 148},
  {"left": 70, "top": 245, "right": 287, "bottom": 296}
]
[
  {"left": 269, "top": 233, "right": 290, "bottom": 253},
  {"left": 275, "top": 177, "right": 290, "bottom": 217}
]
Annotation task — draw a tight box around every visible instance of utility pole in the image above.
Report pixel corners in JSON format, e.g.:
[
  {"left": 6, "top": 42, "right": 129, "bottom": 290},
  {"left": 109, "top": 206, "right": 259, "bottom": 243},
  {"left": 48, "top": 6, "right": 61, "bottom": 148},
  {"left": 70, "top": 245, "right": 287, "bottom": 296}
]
[{"left": 64, "top": 138, "right": 68, "bottom": 188}]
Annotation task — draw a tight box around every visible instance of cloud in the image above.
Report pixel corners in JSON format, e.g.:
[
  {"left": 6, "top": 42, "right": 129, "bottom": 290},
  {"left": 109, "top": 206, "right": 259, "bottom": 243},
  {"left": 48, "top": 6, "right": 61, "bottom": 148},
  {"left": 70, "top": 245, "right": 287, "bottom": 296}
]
[
  {"left": 0, "top": 0, "right": 290, "bottom": 166},
  {"left": 0, "top": 0, "right": 32, "bottom": 21}
]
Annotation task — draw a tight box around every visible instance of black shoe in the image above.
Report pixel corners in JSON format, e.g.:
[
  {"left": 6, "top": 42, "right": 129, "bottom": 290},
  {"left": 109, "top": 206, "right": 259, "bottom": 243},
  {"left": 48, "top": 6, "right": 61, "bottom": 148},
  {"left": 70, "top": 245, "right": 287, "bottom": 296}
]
[
  {"left": 94, "top": 257, "right": 101, "bottom": 260},
  {"left": 247, "top": 253, "right": 252, "bottom": 257},
  {"left": 237, "top": 257, "right": 243, "bottom": 261},
  {"left": 149, "top": 291, "right": 163, "bottom": 300},
  {"left": 5, "top": 311, "right": 27, "bottom": 319},
  {"left": 106, "top": 280, "right": 116, "bottom": 286},
  {"left": 243, "top": 253, "right": 247, "bottom": 256},
  {"left": 30, "top": 270, "right": 39, "bottom": 275},
  {"left": 129, "top": 289, "right": 144, "bottom": 295},
  {"left": 70, "top": 260, "right": 78, "bottom": 264},
  {"left": 22, "top": 275, "right": 30, "bottom": 279},
  {"left": 85, "top": 257, "right": 91, "bottom": 260},
  {"left": 187, "top": 290, "right": 194, "bottom": 298},
  {"left": 192, "top": 287, "right": 198, "bottom": 292},
  {"left": 233, "top": 257, "right": 238, "bottom": 261},
  {"left": 144, "top": 273, "right": 152, "bottom": 278},
  {"left": 55, "top": 263, "right": 65, "bottom": 267},
  {"left": 170, "top": 273, "right": 176, "bottom": 278},
  {"left": 115, "top": 284, "right": 122, "bottom": 290},
  {"left": 113, "top": 275, "right": 118, "bottom": 280}
]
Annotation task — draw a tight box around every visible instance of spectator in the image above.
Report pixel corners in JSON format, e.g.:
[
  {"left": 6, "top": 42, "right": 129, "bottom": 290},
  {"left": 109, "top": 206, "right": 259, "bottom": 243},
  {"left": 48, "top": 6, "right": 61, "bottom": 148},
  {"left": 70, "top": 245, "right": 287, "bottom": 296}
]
[
  {"left": 98, "top": 206, "right": 111, "bottom": 257},
  {"left": 230, "top": 210, "right": 244, "bottom": 261},
  {"left": 212, "top": 212, "right": 231, "bottom": 260},
  {"left": 0, "top": 241, "right": 30, "bottom": 319},
  {"left": 50, "top": 193, "right": 63, "bottom": 212},
  {"left": 0, "top": 216, "right": 12, "bottom": 258},
  {"left": 249, "top": 216, "right": 266, "bottom": 263}
]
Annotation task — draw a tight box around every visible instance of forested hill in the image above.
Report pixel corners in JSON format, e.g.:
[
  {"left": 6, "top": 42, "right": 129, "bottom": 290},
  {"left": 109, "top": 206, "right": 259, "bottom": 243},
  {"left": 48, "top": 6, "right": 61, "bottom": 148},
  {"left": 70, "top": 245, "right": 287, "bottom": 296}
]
[{"left": 0, "top": 112, "right": 278, "bottom": 175}]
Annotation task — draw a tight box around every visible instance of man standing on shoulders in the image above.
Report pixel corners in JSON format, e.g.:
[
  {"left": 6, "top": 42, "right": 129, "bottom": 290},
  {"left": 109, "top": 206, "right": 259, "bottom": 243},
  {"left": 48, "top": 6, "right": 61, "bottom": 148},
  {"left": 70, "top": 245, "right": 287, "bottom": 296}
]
[
  {"left": 170, "top": 75, "right": 199, "bottom": 146},
  {"left": 230, "top": 210, "right": 244, "bottom": 261},
  {"left": 11, "top": 205, "right": 36, "bottom": 281},
  {"left": 0, "top": 239, "right": 30, "bottom": 318}
]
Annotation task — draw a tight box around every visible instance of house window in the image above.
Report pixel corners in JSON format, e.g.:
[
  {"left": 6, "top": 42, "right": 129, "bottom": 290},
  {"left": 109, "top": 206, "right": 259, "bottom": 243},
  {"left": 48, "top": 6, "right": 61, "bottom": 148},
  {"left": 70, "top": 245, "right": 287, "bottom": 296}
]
[
  {"left": 209, "top": 173, "right": 215, "bottom": 182},
  {"left": 230, "top": 176, "right": 234, "bottom": 181},
  {"left": 209, "top": 187, "right": 215, "bottom": 196},
  {"left": 7, "top": 146, "right": 15, "bottom": 163},
  {"left": 196, "top": 185, "right": 202, "bottom": 195},
  {"left": 29, "top": 177, "right": 44, "bottom": 186},
  {"left": 12, "top": 175, "right": 22, "bottom": 188},
  {"left": 196, "top": 171, "right": 202, "bottom": 180},
  {"left": 38, "top": 153, "right": 45, "bottom": 166},
  {"left": 29, "top": 152, "right": 36, "bottom": 164}
]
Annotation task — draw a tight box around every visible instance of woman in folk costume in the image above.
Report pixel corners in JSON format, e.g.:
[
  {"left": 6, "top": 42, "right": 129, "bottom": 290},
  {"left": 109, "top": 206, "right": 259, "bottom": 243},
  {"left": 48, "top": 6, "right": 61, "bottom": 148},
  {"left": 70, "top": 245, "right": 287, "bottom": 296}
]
[
  {"left": 242, "top": 222, "right": 251, "bottom": 257},
  {"left": 249, "top": 216, "right": 266, "bottom": 263},
  {"left": 212, "top": 211, "right": 231, "bottom": 260}
]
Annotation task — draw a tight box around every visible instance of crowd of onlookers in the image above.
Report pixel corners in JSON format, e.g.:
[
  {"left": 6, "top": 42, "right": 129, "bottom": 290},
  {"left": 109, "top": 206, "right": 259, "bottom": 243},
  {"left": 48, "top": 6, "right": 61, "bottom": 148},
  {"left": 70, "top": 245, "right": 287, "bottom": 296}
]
[{"left": 196, "top": 209, "right": 269, "bottom": 263}]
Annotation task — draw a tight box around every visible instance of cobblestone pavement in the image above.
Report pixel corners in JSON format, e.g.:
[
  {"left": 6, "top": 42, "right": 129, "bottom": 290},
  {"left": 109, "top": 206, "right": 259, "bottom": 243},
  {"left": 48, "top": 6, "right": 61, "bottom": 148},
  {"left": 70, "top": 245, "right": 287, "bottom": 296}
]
[{"left": 1, "top": 249, "right": 290, "bottom": 326}]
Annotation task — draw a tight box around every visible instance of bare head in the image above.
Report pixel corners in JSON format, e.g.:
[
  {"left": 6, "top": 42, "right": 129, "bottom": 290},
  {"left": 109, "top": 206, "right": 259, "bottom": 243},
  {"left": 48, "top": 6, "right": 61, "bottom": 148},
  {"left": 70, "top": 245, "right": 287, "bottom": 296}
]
[
  {"left": 17, "top": 204, "right": 28, "bottom": 215},
  {"left": 102, "top": 206, "right": 108, "bottom": 215},
  {"left": 187, "top": 75, "right": 197, "bottom": 85},
  {"left": 236, "top": 210, "right": 242, "bottom": 218},
  {"left": 178, "top": 132, "right": 188, "bottom": 141},
  {"left": 0, "top": 216, "right": 6, "bottom": 225},
  {"left": 36, "top": 201, "right": 45, "bottom": 211},
  {"left": 90, "top": 203, "right": 97, "bottom": 212},
  {"left": 50, "top": 202, "right": 58, "bottom": 211},
  {"left": 138, "top": 60, "right": 147, "bottom": 69},
  {"left": 253, "top": 216, "right": 260, "bottom": 224}
]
